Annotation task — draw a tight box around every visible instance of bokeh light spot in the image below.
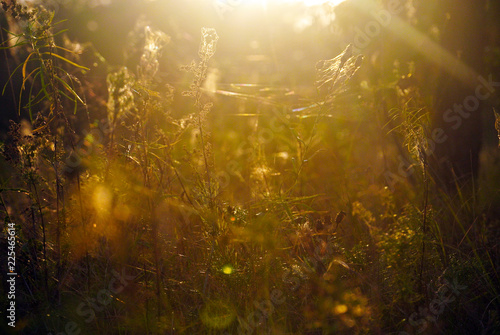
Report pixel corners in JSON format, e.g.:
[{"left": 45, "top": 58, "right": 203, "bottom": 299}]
[
  {"left": 87, "top": 20, "right": 98, "bottom": 32},
  {"left": 334, "top": 304, "right": 348, "bottom": 314},
  {"left": 222, "top": 264, "right": 233, "bottom": 274},
  {"left": 200, "top": 300, "right": 236, "bottom": 329}
]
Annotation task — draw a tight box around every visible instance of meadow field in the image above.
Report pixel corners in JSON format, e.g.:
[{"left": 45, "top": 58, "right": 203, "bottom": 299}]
[{"left": 0, "top": 0, "right": 499, "bottom": 334}]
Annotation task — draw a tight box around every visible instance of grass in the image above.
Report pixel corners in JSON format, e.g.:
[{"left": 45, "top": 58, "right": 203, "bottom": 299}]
[{"left": 0, "top": 1, "right": 499, "bottom": 334}]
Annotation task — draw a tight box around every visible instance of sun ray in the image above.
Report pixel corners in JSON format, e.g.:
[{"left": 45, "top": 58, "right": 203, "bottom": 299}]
[{"left": 351, "top": 0, "right": 478, "bottom": 86}]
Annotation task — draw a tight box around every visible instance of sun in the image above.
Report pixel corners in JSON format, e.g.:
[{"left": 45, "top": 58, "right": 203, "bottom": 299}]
[
  {"left": 232, "top": 0, "right": 346, "bottom": 7},
  {"left": 286, "top": 0, "right": 346, "bottom": 6},
  {"left": 212, "top": 0, "right": 347, "bottom": 19},
  {"left": 237, "top": 0, "right": 346, "bottom": 6}
]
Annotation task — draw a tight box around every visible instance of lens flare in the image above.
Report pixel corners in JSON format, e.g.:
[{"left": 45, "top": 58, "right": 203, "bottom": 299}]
[
  {"left": 200, "top": 300, "right": 236, "bottom": 329},
  {"left": 222, "top": 264, "right": 234, "bottom": 274}
]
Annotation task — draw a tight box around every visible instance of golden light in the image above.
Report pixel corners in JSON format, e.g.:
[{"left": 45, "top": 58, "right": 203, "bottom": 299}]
[
  {"left": 93, "top": 185, "right": 112, "bottom": 217},
  {"left": 228, "top": 0, "right": 346, "bottom": 32},
  {"left": 284, "top": 0, "right": 346, "bottom": 6},
  {"left": 240, "top": 0, "right": 346, "bottom": 6}
]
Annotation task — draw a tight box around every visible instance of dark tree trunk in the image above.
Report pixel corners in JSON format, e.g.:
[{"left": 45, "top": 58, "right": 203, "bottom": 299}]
[{"left": 429, "top": 0, "right": 487, "bottom": 191}]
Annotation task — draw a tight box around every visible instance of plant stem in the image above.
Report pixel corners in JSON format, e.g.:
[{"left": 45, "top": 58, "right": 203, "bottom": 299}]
[{"left": 419, "top": 156, "right": 429, "bottom": 298}]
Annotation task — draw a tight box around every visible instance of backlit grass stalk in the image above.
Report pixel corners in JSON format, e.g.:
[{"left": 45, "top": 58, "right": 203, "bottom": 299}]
[
  {"left": 181, "top": 28, "right": 219, "bottom": 297},
  {"left": 287, "top": 45, "right": 362, "bottom": 195},
  {"left": 130, "top": 25, "right": 171, "bottom": 323},
  {"left": 183, "top": 28, "right": 219, "bottom": 209}
]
